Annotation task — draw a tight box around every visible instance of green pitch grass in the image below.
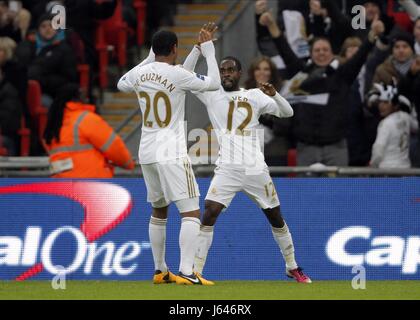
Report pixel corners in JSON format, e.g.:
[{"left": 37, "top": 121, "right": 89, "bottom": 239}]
[{"left": 1, "top": 281, "right": 420, "bottom": 300}]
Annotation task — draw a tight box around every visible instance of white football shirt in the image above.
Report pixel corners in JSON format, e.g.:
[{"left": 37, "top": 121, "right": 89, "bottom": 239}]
[
  {"left": 118, "top": 61, "right": 217, "bottom": 164},
  {"left": 194, "top": 87, "right": 293, "bottom": 170},
  {"left": 371, "top": 111, "right": 417, "bottom": 168}
]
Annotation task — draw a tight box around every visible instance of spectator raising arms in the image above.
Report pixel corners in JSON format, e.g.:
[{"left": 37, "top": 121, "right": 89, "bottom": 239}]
[
  {"left": 307, "top": 0, "right": 353, "bottom": 54},
  {"left": 368, "top": 82, "right": 418, "bottom": 168},
  {"left": 44, "top": 84, "right": 135, "bottom": 178},
  {"left": 16, "top": 13, "right": 78, "bottom": 108},
  {"left": 259, "top": 10, "right": 385, "bottom": 166}
]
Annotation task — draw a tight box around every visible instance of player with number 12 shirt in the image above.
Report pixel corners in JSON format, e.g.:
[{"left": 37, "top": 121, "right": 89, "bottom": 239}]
[{"left": 184, "top": 24, "right": 312, "bottom": 283}]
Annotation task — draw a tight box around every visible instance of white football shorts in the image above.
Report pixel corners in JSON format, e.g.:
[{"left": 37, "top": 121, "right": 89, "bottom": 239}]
[
  {"left": 141, "top": 157, "right": 200, "bottom": 212},
  {"left": 205, "top": 166, "right": 280, "bottom": 210}
]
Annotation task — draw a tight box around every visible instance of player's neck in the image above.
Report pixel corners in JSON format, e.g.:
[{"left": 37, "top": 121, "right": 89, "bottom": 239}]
[
  {"left": 225, "top": 86, "right": 241, "bottom": 92},
  {"left": 155, "top": 55, "right": 175, "bottom": 65}
]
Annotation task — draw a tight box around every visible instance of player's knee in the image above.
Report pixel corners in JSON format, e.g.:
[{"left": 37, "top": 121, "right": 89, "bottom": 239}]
[
  {"left": 263, "top": 206, "right": 285, "bottom": 228},
  {"left": 202, "top": 201, "right": 223, "bottom": 226}
]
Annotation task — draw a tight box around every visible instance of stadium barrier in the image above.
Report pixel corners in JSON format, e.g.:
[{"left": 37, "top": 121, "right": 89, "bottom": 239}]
[
  {"left": 2, "top": 157, "right": 420, "bottom": 177},
  {"left": 1, "top": 178, "right": 419, "bottom": 281}
]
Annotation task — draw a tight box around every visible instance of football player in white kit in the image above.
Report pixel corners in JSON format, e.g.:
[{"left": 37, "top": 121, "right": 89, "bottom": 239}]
[
  {"left": 117, "top": 26, "right": 220, "bottom": 285},
  {"left": 368, "top": 82, "right": 418, "bottom": 168},
  {"left": 183, "top": 29, "right": 312, "bottom": 283}
]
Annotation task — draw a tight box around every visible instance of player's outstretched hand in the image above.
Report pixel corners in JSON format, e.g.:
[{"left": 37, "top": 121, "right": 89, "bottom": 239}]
[
  {"left": 259, "top": 82, "right": 276, "bottom": 97},
  {"left": 199, "top": 22, "right": 218, "bottom": 44}
]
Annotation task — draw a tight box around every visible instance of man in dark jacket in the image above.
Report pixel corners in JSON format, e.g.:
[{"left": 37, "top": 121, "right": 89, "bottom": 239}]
[
  {"left": 259, "top": 10, "right": 385, "bottom": 166},
  {"left": 16, "top": 14, "right": 78, "bottom": 106}
]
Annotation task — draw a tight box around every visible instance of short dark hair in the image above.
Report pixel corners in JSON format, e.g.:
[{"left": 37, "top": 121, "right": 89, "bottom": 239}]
[
  {"left": 221, "top": 56, "right": 242, "bottom": 71},
  {"left": 310, "top": 37, "right": 332, "bottom": 52},
  {"left": 152, "top": 30, "right": 178, "bottom": 56}
]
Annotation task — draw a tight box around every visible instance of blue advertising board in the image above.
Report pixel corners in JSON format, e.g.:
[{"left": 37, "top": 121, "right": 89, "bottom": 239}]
[{"left": 0, "top": 178, "right": 419, "bottom": 281}]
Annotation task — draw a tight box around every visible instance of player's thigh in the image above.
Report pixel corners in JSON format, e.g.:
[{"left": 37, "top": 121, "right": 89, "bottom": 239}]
[
  {"left": 242, "top": 168, "right": 280, "bottom": 209},
  {"left": 205, "top": 166, "right": 243, "bottom": 209},
  {"left": 141, "top": 163, "right": 168, "bottom": 206},
  {"left": 157, "top": 157, "right": 200, "bottom": 206}
]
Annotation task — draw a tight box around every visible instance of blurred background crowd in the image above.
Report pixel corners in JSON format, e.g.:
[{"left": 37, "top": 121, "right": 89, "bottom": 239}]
[{"left": 0, "top": 0, "right": 419, "bottom": 171}]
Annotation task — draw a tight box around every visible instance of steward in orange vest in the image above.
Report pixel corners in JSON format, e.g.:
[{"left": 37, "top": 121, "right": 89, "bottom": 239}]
[{"left": 44, "top": 84, "right": 135, "bottom": 178}]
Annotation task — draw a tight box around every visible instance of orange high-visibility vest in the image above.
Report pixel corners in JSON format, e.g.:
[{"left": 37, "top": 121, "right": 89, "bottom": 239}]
[{"left": 47, "top": 101, "right": 135, "bottom": 178}]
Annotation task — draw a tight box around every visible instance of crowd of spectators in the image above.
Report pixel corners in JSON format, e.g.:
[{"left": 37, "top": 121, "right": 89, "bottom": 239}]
[
  {"left": 252, "top": 0, "right": 420, "bottom": 168},
  {"left": 0, "top": 0, "right": 122, "bottom": 156},
  {"left": 0, "top": 0, "right": 185, "bottom": 157},
  {"left": 1, "top": 0, "right": 419, "bottom": 171}
]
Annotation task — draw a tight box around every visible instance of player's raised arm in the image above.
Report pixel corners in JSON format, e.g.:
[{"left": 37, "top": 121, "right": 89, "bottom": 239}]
[
  {"left": 177, "top": 37, "right": 221, "bottom": 93},
  {"left": 200, "top": 40, "right": 221, "bottom": 91},
  {"left": 117, "top": 69, "right": 134, "bottom": 92},
  {"left": 183, "top": 23, "right": 218, "bottom": 72},
  {"left": 259, "top": 83, "right": 294, "bottom": 118},
  {"left": 183, "top": 45, "right": 201, "bottom": 72}
]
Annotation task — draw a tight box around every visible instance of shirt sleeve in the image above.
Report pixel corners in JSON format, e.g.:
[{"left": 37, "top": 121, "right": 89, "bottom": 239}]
[
  {"left": 259, "top": 91, "right": 294, "bottom": 118},
  {"left": 117, "top": 67, "right": 135, "bottom": 93},
  {"left": 183, "top": 46, "right": 201, "bottom": 72},
  {"left": 175, "top": 66, "right": 220, "bottom": 93},
  {"left": 117, "top": 48, "right": 155, "bottom": 92},
  {"left": 191, "top": 89, "right": 217, "bottom": 106}
]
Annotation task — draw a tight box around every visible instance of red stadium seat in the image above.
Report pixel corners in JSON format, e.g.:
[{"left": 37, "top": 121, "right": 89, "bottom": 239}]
[
  {"left": 95, "top": 24, "right": 109, "bottom": 89},
  {"left": 287, "top": 148, "right": 297, "bottom": 177},
  {"left": 68, "top": 31, "right": 91, "bottom": 98},
  {"left": 133, "top": 0, "right": 147, "bottom": 47},
  {"left": 387, "top": 0, "right": 414, "bottom": 32},
  {"left": 18, "top": 117, "right": 31, "bottom": 156},
  {"left": 77, "top": 64, "right": 90, "bottom": 99},
  {"left": 27, "top": 80, "right": 48, "bottom": 139},
  {"left": 288, "top": 149, "right": 297, "bottom": 167},
  {"left": 95, "top": 0, "right": 129, "bottom": 89},
  {"left": 0, "top": 131, "right": 8, "bottom": 156},
  {"left": 103, "top": 0, "right": 128, "bottom": 68}
]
